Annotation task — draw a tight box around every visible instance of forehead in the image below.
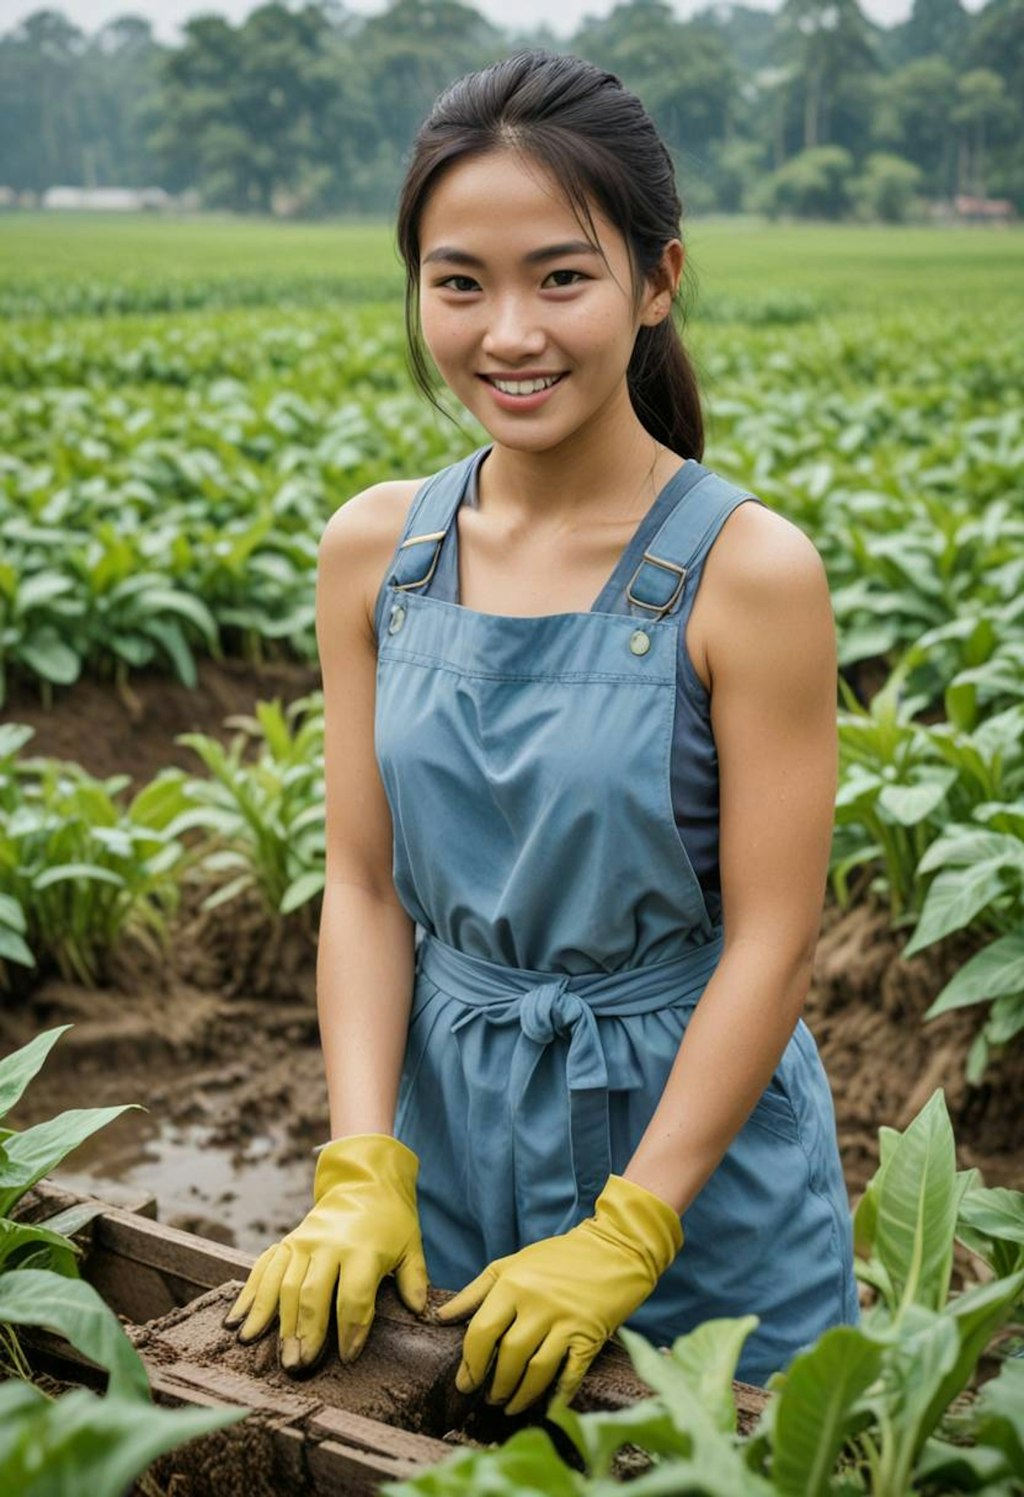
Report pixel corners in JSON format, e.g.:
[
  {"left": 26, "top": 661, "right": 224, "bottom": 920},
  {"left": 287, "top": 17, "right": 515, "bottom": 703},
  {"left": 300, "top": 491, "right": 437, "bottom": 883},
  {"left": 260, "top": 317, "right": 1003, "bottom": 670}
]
[{"left": 419, "top": 150, "right": 618, "bottom": 261}]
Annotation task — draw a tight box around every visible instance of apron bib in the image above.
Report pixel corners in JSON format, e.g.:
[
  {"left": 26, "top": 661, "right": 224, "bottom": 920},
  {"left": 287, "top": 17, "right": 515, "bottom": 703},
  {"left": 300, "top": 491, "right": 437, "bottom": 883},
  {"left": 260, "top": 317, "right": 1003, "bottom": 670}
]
[{"left": 373, "top": 444, "right": 858, "bottom": 1386}]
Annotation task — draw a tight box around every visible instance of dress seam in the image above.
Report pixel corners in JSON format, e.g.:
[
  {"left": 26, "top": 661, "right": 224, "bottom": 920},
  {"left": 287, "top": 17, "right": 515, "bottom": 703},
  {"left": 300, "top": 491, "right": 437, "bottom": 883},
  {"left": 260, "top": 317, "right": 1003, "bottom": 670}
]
[{"left": 379, "top": 646, "right": 676, "bottom": 687}]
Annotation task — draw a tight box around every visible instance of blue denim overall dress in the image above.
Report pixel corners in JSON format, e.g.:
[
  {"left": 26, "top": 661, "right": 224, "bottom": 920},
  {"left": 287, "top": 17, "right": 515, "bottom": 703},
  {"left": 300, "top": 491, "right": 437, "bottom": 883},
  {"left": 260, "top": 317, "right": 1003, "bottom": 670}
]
[{"left": 373, "top": 443, "right": 859, "bottom": 1387}]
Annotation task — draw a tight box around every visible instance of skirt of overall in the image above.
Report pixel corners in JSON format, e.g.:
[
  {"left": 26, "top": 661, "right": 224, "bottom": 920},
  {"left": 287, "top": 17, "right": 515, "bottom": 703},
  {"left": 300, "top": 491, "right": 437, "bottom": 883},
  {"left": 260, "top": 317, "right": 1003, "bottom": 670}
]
[{"left": 374, "top": 445, "right": 860, "bottom": 1388}]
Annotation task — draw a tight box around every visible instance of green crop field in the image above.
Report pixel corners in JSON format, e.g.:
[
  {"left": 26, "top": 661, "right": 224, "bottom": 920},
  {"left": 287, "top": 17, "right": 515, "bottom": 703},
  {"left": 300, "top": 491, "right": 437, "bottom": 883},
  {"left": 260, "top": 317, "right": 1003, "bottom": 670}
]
[
  {"left": 2, "top": 210, "right": 1021, "bottom": 316},
  {"left": 2, "top": 210, "right": 1023, "bottom": 1495}
]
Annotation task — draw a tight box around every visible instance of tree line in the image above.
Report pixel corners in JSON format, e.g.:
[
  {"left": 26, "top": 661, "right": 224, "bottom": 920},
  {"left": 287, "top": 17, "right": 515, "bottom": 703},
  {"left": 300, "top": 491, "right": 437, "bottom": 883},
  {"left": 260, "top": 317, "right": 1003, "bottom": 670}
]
[{"left": 1, "top": 0, "right": 1021, "bottom": 220}]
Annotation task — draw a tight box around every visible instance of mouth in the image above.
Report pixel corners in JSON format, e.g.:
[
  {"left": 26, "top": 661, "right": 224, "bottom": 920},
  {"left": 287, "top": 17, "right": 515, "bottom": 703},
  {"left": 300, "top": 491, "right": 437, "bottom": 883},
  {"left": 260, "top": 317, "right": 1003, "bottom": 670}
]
[{"left": 478, "top": 372, "right": 569, "bottom": 406}]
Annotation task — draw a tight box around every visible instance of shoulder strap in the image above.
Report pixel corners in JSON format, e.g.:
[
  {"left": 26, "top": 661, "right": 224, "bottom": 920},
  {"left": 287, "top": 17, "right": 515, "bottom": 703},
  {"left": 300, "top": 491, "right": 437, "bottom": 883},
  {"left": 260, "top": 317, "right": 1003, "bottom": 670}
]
[
  {"left": 624, "top": 464, "right": 763, "bottom": 621},
  {"left": 371, "top": 448, "right": 484, "bottom": 642}
]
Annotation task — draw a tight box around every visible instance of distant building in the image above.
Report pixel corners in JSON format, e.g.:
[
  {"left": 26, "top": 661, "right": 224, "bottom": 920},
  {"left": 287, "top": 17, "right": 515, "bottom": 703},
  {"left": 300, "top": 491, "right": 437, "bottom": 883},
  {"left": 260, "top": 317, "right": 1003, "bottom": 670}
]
[
  {"left": 940, "top": 197, "right": 1018, "bottom": 226},
  {"left": 41, "top": 187, "right": 172, "bottom": 212}
]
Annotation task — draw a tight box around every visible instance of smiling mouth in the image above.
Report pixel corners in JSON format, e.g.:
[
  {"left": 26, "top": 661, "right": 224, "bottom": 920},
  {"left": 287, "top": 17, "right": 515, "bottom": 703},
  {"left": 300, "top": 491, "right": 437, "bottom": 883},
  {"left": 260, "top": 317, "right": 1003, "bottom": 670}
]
[{"left": 479, "top": 373, "right": 568, "bottom": 392}]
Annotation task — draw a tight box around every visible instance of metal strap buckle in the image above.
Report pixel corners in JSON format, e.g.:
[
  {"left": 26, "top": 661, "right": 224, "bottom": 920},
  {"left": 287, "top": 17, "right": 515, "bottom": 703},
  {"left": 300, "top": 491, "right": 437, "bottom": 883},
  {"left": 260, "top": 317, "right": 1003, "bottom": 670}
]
[
  {"left": 625, "top": 552, "right": 687, "bottom": 618},
  {"left": 393, "top": 530, "right": 446, "bottom": 591}
]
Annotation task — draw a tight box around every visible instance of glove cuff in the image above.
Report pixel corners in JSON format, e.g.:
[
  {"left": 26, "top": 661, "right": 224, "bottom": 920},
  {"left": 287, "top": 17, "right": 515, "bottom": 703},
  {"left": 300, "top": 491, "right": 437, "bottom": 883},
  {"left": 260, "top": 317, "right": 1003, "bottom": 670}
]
[
  {"left": 593, "top": 1173, "right": 684, "bottom": 1277},
  {"left": 313, "top": 1132, "right": 421, "bottom": 1205}
]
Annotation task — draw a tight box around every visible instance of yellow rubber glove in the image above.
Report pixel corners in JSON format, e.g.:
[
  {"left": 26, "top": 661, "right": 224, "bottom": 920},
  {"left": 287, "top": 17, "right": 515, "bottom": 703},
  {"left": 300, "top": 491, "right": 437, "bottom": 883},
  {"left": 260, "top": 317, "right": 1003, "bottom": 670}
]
[
  {"left": 435, "top": 1173, "right": 683, "bottom": 1417},
  {"left": 223, "top": 1132, "right": 429, "bottom": 1373}
]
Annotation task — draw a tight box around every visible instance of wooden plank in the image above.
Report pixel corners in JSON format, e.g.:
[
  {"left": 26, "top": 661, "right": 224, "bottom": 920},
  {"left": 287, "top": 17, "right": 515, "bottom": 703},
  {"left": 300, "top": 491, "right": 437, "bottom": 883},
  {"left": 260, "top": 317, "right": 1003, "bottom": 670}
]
[
  {"left": 308, "top": 1404, "right": 461, "bottom": 1464},
  {"left": 93, "top": 1205, "right": 253, "bottom": 1284},
  {"left": 306, "top": 1437, "right": 428, "bottom": 1494}
]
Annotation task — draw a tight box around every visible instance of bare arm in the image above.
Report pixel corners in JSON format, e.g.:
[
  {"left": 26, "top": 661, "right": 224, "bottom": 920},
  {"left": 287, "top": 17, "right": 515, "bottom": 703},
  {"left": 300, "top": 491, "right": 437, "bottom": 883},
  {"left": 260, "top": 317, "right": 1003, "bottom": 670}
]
[
  {"left": 623, "top": 502, "right": 839, "bottom": 1213},
  {"left": 314, "top": 483, "right": 421, "bottom": 1138}
]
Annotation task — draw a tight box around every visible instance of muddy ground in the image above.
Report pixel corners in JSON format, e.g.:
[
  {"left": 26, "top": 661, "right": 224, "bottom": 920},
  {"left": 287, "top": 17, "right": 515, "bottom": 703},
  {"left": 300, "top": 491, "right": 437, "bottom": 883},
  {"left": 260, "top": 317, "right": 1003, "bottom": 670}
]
[{"left": 2, "top": 657, "right": 1021, "bottom": 1256}]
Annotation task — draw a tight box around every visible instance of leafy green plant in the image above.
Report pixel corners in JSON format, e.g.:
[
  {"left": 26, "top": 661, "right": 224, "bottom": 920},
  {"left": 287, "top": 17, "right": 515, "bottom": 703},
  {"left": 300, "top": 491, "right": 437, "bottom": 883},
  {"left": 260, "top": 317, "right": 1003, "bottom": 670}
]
[
  {"left": 134, "top": 693, "right": 327, "bottom": 919},
  {"left": 899, "top": 824, "right": 1024, "bottom": 1082},
  {"left": 0, "top": 1025, "right": 246, "bottom": 1494},
  {"left": 0, "top": 722, "right": 184, "bottom": 994},
  {"left": 381, "top": 1091, "right": 1024, "bottom": 1496},
  {"left": 832, "top": 665, "right": 957, "bottom": 918}
]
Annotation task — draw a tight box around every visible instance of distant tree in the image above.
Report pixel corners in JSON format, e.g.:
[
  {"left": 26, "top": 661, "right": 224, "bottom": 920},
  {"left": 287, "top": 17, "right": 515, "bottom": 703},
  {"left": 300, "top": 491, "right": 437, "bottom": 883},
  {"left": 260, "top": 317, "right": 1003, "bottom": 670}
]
[
  {"left": 572, "top": 0, "right": 737, "bottom": 160},
  {"left": 891, "top": 0, "right": 969, "bottom": 66},
  {"left": 851, "top": 151, "right": 924, "bottom": 220},
  {"left": 774, "top": 0, "right": 879, "bottom": 152},
  {"left": 79, "top": 17, "right": 164, "bottom": 186},
  {"left": 966, "top": 0, "right": 1023, "bottom": 109},
  {"left": 0, "top": 10, "right": 85, "bottom": 191},
  {"left": 871, "top": 56, "right": 957, "bottom": 196},
  {"left": 154, "top": 3, "right": 369, "bottom": 212},
  {"left": 751, "top": 143, "right": 856, "bottom": 218},
  {"left": 951, "top": 67, "right": 1014, "bottom": 196},
  {"left": 351, "top": 0, "right": 504, "bottom": 165}
]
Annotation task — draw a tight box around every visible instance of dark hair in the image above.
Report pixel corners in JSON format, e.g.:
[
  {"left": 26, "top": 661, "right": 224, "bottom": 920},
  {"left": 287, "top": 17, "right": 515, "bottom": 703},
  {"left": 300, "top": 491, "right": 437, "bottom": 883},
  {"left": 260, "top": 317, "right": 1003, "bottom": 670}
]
[{"left": 395, "top": 49, "right": 703, "bottom": 460}]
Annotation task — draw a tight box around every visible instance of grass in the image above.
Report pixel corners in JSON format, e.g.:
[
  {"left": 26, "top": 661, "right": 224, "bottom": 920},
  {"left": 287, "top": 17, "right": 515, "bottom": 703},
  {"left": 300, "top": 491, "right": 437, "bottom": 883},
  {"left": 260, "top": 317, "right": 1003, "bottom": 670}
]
[{"left": 1, "top": 211, "right": 1021, "bottom": 322}]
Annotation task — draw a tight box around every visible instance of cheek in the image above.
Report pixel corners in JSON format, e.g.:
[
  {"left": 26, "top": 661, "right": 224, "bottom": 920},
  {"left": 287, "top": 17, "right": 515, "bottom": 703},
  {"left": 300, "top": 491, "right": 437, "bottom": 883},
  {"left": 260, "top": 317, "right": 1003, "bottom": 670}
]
[{"left": 420, "top": 306, "right": 473, "bottom": 375}]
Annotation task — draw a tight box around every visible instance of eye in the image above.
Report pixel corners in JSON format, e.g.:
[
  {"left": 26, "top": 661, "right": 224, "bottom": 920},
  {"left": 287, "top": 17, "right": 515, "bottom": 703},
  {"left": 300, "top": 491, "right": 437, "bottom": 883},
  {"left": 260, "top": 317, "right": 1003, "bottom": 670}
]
[
  {"left": 435, "top": 275, "right": 479, "bottom": 292},
  {"left": 432, "top": 269, "right": 589, "bottom": 293},
  {"left": 545, "top": 269, "right": 587, "bottom": 288}
]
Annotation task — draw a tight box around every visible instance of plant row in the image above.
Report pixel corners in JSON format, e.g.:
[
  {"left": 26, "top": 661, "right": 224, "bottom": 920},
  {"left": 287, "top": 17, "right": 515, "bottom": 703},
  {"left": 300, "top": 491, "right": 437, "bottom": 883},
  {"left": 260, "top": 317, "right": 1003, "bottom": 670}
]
[
  {"left": 1, "top": 304, "right": 1019, "bottom": 708},
  {"left": 2, "top": 678, "right": 1022, "bottom": 1075}
]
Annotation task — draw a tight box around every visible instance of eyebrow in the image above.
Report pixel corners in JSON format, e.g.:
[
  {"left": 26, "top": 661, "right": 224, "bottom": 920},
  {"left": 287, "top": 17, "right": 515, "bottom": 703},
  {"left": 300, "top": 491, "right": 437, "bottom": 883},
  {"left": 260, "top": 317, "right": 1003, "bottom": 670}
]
[{"left": 422, "top": 240, "right": 602, "bottom": 268}]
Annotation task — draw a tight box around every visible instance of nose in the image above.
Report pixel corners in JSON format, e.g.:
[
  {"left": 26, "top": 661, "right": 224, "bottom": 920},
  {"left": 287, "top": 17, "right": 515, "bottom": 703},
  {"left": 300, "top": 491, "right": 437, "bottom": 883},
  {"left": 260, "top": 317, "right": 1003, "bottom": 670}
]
[{"left": 481, "top": 293, "right": 546, "bottom": 360}]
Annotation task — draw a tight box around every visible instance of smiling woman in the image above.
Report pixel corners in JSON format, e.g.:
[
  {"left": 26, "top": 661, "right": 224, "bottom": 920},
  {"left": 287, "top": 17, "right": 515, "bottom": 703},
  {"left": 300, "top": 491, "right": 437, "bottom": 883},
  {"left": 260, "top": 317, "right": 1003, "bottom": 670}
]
[{"left": 224, "top": 47, "right": 856, "bottom": 1416}]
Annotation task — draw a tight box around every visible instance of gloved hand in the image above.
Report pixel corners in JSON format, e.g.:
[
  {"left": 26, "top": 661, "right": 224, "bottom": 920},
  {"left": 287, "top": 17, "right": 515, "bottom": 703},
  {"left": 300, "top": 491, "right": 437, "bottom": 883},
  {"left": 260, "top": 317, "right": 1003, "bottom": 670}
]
[
  {"left": 435, "top": 1173, "right": 683, "bottom": 1416},
  {"left": 223, "top": 1132, "right": 429, "bottom": 1373}
]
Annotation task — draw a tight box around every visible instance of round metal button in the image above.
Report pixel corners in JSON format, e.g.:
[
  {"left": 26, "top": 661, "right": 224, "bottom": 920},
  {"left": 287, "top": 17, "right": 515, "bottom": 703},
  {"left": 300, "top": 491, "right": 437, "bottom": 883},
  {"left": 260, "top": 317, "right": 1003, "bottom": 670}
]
[
  {"left": 388, "top": 604, "right": 406, "bottom": 635},
  {"left": 629, "top": 629, "right": 651, "bottom": 656}
]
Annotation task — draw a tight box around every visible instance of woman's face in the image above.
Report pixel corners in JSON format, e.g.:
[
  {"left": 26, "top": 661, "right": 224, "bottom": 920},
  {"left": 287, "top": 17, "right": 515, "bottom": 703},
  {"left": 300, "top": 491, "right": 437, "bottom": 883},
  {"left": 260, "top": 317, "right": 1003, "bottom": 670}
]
[{"left": 417, "top": 149, "right": 668, "bottom": 450}]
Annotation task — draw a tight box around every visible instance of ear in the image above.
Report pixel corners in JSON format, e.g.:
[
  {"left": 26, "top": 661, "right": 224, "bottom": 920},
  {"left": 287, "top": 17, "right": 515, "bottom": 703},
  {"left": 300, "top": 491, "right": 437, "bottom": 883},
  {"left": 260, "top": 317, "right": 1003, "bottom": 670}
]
[{"left": 640, "top": 239, "right": 684, "bottom": 327}]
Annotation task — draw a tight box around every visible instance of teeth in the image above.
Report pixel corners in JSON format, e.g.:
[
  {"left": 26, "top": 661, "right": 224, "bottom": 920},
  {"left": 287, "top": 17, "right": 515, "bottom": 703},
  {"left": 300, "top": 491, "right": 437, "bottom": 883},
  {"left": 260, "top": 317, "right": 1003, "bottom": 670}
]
[{"left": 491, "top": 376, "right": 561, "bottom": 395}]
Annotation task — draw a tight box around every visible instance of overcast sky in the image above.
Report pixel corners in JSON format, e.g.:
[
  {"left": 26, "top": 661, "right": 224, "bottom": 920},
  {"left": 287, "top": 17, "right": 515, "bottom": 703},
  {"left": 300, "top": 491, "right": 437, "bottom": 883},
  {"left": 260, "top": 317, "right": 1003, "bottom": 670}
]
[{"left": 0, "top": 0, "right": 992, "bottom": 41}]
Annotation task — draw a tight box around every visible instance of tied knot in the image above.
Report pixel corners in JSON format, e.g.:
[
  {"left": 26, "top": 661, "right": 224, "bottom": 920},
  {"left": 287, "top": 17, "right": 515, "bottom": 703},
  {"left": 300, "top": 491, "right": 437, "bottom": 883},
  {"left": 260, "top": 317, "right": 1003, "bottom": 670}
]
[{"left": 520, "top": 980, "right": 610, "bottom": 1093}]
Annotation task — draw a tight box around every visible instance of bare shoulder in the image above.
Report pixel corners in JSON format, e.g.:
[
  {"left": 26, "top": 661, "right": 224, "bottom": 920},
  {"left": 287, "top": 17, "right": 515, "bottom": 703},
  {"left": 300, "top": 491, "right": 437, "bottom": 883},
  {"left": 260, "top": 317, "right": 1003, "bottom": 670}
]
[
  {"left": 688, "top": 499, "right": 832, "bottom": 688},
  {"left": 318, "top": 477, "right": 427, "bottom": 642},
  {"left": 706, "top": 500, "right": 828, "bottom": 597}
]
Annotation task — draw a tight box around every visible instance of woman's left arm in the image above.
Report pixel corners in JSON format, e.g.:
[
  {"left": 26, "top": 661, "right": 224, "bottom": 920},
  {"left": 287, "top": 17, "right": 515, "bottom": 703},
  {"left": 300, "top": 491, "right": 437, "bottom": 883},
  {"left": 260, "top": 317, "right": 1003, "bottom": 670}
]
[{"left": 624, "top": 502, "right": 839, "bottom": 1216}]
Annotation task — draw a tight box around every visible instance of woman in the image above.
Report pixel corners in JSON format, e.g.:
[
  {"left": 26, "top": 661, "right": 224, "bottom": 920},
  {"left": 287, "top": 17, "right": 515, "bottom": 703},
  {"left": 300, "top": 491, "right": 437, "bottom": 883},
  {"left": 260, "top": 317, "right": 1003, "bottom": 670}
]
[{"left": 225, "top": 48, "right": 858, "bottom": 1415}]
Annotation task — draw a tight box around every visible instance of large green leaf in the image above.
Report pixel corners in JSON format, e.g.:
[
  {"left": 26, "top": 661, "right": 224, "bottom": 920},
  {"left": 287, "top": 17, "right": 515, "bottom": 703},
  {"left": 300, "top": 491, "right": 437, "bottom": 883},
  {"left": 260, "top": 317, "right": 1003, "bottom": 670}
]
[
  {"left": 956, "top": 1186, "right": 1024, "bottom": 1278},
  {"left": 0, "top": 1105, "right": 141, "bottom": 1217},
  {"left": 972, "top": 1354, "right": 1024, "bottom": 1480},
  {"left": 902, "top": 862, "right": 1011, "bottom": 957},
  {"left": 864, "top": 1311, "right": 960, "bottom": 1488},
  {"left": 924, "top": 928, "right": 1024, "bottom": 1018},
  {"left": 0, "top": 1217, "right": 80, "bottom": 1277},
  {"left": 913, "top": 1434, "right": 1014, "bottom": 1491},
  {"left": 381, "top": 1426, "right": 584, "bottom": 1496},
  {"left": 853, "top": 1124, "right": 901, "bottom": 1259},
  {"left": 919, "top": 1270, "right": 1024, "bottom": 1436},
  {"left": 0, "top": 1382, "right": 246, "bottom": 1497},
  {"left": 0, "top": 1025, "right": 71, "bottom": 1122},
  {"left": 875, "top": 1090, "right": 958, "bottom": 1315},
  {"left": 612, "top": 1326, "right": 773, "bottom": 1495},
  {"left": 659, "top": 1315, "right": 760, "bottom": 1435},
  {"left": 771, "top": 1326, "right": 884, "bottom": 1497},
  {"left": 546, "top": 1396, "right": 689, "bottom": 1481},
  {"left": 0, "top": 1268, "right": 148, "bottom": 1399}
]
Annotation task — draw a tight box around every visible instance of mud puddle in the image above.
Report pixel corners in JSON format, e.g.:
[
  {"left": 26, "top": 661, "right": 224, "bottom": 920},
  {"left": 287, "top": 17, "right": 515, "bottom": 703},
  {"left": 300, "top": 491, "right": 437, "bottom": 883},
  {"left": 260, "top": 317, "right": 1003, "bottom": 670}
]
[{"left": 47, "top": 1111, "right": 312, "bottom": 1254}]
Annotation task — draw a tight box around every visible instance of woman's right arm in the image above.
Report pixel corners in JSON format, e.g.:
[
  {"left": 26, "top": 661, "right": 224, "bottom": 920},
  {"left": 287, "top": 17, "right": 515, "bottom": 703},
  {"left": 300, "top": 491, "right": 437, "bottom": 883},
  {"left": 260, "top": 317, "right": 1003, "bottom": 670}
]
[{"left": 313, "top": 482, "right": 422, "bottom": 1139}]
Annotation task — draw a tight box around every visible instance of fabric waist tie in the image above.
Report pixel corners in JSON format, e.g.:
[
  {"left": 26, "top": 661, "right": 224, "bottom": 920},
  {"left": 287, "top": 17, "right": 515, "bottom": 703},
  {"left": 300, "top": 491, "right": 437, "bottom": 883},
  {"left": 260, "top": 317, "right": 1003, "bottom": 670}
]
[{"left": 415, "top": 928, "right": 725, "bottom": 1227}]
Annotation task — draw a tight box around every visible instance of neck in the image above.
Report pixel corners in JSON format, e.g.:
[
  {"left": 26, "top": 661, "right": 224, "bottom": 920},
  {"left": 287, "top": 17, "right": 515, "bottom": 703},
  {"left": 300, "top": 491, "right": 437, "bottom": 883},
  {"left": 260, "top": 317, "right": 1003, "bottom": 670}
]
[{"left": 478, "top": 399, "right": 670, "bottom": 534}]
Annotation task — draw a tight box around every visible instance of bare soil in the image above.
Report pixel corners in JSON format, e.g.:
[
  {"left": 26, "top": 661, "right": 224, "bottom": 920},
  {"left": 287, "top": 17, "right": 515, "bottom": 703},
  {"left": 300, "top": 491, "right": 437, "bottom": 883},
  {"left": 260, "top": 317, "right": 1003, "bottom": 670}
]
[{"left": 2, "top": 655, "right": 1021, "bottom": 1257}]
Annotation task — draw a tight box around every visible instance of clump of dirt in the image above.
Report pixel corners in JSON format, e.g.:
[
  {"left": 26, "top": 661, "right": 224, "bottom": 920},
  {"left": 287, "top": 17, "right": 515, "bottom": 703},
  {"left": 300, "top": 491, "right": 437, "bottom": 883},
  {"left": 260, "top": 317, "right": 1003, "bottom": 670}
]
[
  {"left": 143, "top": 1419, "right": 289, "bottom": 1497},
  {"left": 807, "top": 900, "right": 1024, "bottom": 1197}
]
